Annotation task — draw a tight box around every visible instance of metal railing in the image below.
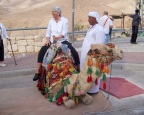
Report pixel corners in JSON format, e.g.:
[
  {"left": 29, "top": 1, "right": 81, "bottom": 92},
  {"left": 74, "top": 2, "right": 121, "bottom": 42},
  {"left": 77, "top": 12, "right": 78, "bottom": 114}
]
[{"left": 6, "top": 27, "right": 126, "bottom": 35}]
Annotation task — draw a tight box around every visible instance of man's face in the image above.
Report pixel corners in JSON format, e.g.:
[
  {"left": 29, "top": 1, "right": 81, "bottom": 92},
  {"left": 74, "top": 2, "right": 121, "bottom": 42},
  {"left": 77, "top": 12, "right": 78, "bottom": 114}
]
[
  {"left": 52, "top": 11, "right": 60, "bottom": 19},
  {"left": 88, "top": 16, "right": 96, "bottom": 25}
]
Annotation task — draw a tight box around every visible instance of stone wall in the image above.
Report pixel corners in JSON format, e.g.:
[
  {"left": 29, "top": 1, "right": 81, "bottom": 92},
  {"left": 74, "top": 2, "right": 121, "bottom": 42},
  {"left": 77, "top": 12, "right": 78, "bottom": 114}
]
[{"left": 4, "top": 35, "right": 46, "bottom": 57}]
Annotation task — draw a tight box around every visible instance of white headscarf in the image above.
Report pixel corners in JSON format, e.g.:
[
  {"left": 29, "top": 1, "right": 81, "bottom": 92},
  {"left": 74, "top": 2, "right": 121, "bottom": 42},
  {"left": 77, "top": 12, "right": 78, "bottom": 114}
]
[{"left": 88, "top": 12, "right": 101, "bottom": 24}]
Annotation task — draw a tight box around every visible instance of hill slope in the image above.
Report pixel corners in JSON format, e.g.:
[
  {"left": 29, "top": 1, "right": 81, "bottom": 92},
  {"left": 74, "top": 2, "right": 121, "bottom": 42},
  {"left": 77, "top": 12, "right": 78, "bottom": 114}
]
[{"left": 0, "top": 0, "right": 136, "bottom": 32}]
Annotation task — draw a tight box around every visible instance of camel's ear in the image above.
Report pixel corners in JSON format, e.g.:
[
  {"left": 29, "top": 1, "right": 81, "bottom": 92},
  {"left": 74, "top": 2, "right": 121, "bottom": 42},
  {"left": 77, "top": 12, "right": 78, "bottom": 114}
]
[
  {"left": 91, "top": 44, "right": 99, "bottom": 50},
  {"left": 105, "top": 45, "right": 112, "bottom": 52},
  {"left": 106, "top": 43, "right": 115, "bottom": 48}
]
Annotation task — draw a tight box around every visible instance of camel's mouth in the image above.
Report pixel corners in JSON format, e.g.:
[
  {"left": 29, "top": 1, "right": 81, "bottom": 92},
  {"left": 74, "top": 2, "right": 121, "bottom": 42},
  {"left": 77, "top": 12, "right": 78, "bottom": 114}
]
[{"left": 116, "top": 50, "right": 123, "bottom": 60}]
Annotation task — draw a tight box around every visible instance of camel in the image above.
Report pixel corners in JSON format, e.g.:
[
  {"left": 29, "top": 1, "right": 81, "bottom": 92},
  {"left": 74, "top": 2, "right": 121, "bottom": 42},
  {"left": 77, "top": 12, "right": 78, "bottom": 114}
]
[{"left": 40, "top": 42, "right": 123, "bottom": 109}]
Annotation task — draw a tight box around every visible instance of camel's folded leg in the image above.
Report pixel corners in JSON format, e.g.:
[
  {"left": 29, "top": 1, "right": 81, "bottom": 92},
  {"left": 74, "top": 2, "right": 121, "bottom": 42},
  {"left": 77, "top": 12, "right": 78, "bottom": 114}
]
[
  {"left": 63, "top": 96, "right": 76, "bottom": 109},
  {"left": 80, "top": 93, "right": 93, "bottom": 105}
]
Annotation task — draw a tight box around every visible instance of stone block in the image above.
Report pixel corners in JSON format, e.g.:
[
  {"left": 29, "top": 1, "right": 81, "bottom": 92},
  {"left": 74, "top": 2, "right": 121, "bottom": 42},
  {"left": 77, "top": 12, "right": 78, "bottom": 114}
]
[
  {"left": 27, "top": 40, "right": 35, "bottom": 45},
  {"left": 35, "top": 42, "right": 42, "bottom": 47},
  {"left": 35, "top": 46, "right": 41, "bottom": 52},
  {"left": 18, "top": 40, "right": 27, "bottom": 46},
  {"left": 18, "top": 46, "right": 26, "bottom": 53},
  {"left": 26, "top": 46, "right": 34, "bottom": 52},
  {"left": 42, "top": 38, "right": 47, "bottom": 45},
  {"left": 4, "top": 46, "right": 8, "bottom": 54},
  {"left": 16, "top": 36, "right": 25, "bottom": 40},
  {"left": 7, "top": 44, "right": 18, "bottom": 52},
  {"left": 34, "top": 35, "right": 42, "bottom": 42},
  {"left": 25, "top": 36, "right": 34, "bottom": 40}
]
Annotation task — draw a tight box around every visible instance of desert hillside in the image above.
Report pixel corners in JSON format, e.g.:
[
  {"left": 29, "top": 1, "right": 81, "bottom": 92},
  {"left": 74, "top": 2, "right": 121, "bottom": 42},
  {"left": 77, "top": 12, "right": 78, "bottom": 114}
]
[{"left": 0, "top": 0, "right": 136, "bottom": 35}]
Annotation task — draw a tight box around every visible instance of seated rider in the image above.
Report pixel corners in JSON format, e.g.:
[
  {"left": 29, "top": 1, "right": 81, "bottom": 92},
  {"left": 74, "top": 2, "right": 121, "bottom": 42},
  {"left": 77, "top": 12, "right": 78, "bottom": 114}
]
[{"left": 33, "top": 6, "right": 80, "bottom": 81}]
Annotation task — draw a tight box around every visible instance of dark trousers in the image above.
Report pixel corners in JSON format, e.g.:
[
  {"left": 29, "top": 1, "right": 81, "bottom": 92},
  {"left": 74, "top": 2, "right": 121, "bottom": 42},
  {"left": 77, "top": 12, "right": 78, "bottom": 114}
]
[
  {"left": 37, "top": 41, "right": 80, "bottom": 65},
  {"left": 0, "top": 40, "right": 4, "bottom": 61},
  {"left": 62, "top": 41, "right": 80, "bottom": 65},
  {"left": 109, "top": 28, "right": 112, "bottom": 39},
  {"left": 131, "top": 26, "right": 138, "bottom": 43}
]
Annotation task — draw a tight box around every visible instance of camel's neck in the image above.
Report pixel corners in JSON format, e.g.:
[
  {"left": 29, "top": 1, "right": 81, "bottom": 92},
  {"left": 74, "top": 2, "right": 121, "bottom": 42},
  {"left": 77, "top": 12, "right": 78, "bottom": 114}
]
[
  {"left": 79, "top": 54, "right": 112, "bottom": 84},
  {"left": 80, "top": 55, "right": 100, "bottom": 81}
]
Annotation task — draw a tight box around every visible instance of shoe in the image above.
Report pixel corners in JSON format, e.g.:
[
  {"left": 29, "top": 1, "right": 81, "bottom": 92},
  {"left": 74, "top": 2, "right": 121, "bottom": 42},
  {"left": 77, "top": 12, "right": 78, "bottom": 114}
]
[
  {"left": 0, "top": 63, "right": 6, "bottom": 67},
  {"left": 87, "top": 92, "right": 98, "bottom": 95},
  {"left": 41, "top": 90, "right": 46, "bottom": 95},
  {"left": 131, "top": 42, "right": 137, "bottom": 44},
  {"left": 133, "top": 42, "right": 138, "bottom": 44},
  {"left": 33, "top": 73, "right": 40, "bottom": 81}
]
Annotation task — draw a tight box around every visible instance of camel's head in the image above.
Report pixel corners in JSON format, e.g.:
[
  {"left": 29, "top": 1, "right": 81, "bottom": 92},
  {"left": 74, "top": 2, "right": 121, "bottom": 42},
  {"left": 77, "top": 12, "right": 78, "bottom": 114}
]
[{"left": 90, "top": 43, "right": 123, "bottom": 62}]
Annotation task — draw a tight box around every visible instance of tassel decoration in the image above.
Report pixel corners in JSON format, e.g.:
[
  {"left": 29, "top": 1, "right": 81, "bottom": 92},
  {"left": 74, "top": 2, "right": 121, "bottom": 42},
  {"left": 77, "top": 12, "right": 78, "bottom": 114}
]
[
  {"left": 44, "top": 94, "right": 47, "bottom": 98},
  {"left": 101, "top": 63, "right": 104, "bottom": 70},
  {"left": 95, "top": 70, "right": 99, "bottom": 76},
  {"left": 69, "top": 92, "right": 72, "bottom": 97},
  {"left": 57, "top": 64, "right": 60, "bottom": 69},
  {"left": 103, "top": 82, "right": 106, "bottom": 89},
  {"left": 47, "top": 64, "right": 53, "bottom": 71},
  {"left": 87, "top": 75, "right": 92, "bottom": 82},
  {"left": 65, "top": 78, "right": 70, "bottom": 84},
  {"left": 75, "top": 98, "right": 79, "bottom": 104},
  {"left": 87, "top": 58, "right": 93, "bottom": 66},
  {"left": 106, "top": 68, "right": 110, "bottom": 74},
  {"left": 54, "top": 65, "right": 58, "bottom": 73},
  {"left": 78, "top": 91, "right": 82, "bottom": 95},
  {"left": 95, "top": 77, "right": 98, "bottom": 85},
  {"left": 37, "top": 83, "right": 40, "bottom": 88},
  {"left": 59, "top": 72, "right": 64, "bottom": 77},
  {"left": 58, "top": 78, "right": 62, "bottom": 84},
  {"left": 89, "top": 75, "right": 92, "bottom": 82},
  {"left": 102, "top": 67, "right": 107, "bottom": 73},
  {"left": 95, "top": 61, "right": 99, "bottom": 67},
  {"left": 102, "top": 74, "right": 106, "bottom": 81},
  {"left": 87, "top": 67, "right": 93, "bottom": 74},
  {"left": 45, "top": 87, "right": 49, "bottom": 92}
]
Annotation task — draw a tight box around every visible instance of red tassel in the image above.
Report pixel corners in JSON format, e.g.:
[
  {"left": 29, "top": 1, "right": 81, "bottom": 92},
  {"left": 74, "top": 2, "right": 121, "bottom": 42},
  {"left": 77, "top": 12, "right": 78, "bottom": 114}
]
[
  {"left": 87, "top": 76, "right": 90, "bottom": 82},
  {"left": 95, "top": 78, "right": 98, "bottom": 85},
  {"left": 87, "top": 75, "right": 93, "bottom": 83},
  {"left": 101, "top": 63, "right": 104, "bottom": 69},
  {"left": 36, "top": 83, "right": 40, "bottom": 88},
  {"left": 103, "top": 82, "right": 106, "bottom": 89},
  {"left": 44, "top": 94, "right": 47, "bottom": 98},
  {"left": 89, "top": 75, "right": 92, "bottom": 82}
]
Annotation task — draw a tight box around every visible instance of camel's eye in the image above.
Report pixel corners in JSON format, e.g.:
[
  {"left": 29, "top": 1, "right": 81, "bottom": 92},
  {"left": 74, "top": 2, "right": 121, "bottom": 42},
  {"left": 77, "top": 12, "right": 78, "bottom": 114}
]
[{"left": 120, "top": 50, "right": 123, "bottom": 53}]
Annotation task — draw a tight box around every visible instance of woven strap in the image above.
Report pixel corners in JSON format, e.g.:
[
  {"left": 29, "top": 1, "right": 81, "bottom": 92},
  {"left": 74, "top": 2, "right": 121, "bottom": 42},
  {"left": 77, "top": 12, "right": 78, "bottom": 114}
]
[{"left": 103, "top": 18, "right": 109, "bottom": 26}]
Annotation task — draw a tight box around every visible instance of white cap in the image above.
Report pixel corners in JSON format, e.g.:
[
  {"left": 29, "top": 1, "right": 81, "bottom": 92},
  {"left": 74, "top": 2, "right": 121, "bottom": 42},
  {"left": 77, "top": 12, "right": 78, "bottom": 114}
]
[{"left": 88, "top": 12, "right": 100, "bottom": 23}]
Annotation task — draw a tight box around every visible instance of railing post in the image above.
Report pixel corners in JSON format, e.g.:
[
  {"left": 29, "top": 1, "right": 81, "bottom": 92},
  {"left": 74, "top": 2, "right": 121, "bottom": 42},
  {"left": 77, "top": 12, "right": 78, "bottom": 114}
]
[{"left": 72, "top": 0, "right": 75, "bottom": 44}]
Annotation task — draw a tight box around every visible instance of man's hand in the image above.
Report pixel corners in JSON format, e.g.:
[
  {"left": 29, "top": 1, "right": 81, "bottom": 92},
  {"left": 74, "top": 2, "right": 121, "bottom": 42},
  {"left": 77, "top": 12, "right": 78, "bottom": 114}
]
[
  {"left": 43, "top": 37, "right": 50, "bottom": 46},
  {"left": 53, "top": 36, "right": 60, "bottom": 42},
  {"left": 53, "top": 35, "right": 64, "bottom": 42}
]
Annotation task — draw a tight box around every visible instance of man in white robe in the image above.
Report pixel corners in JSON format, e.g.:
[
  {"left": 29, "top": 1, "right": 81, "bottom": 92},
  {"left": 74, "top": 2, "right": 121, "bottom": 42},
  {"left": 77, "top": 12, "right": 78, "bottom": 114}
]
[{"left": 80, "top": 12, "right": 105, "bottom": 94}]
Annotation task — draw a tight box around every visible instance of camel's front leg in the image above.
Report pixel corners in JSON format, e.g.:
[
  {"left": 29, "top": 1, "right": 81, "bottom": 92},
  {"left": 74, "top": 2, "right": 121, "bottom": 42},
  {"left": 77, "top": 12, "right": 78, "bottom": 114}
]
[
  {"left": 62, "top": 96, "right": 76, "bottom": 109},
  {"left": 80, "top": 93, "right": 93, "bottom": 105}
]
